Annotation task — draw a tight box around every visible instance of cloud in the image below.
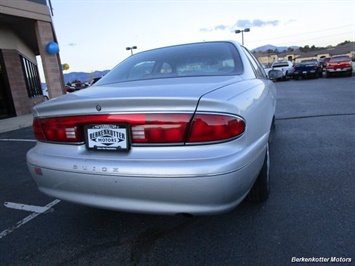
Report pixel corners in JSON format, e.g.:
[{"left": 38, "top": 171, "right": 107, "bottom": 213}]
[
  {"left": 200, "top": 19, "right": 281, "bottom": 32},
  {"left": 236, "top": 19, "right": 280, "bottom": 28},
  {"left": 214, "top": 25, "right": 228, "bottom": 31},
  {"left": 68, "top": 43, "right": 77, "bottom": 47}
]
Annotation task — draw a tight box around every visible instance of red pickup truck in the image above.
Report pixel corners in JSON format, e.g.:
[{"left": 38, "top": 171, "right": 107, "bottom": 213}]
[{"left": 326, "top": 55, "right": 353, "bottom": 77}]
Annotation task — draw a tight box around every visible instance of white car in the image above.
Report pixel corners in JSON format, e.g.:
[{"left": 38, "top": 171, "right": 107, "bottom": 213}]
[
  {"left": 271, "top": 61, "right": 294, "bottom": 80},
  {"left": 27, "top": 41, "right": 277, "bottom": 215}
]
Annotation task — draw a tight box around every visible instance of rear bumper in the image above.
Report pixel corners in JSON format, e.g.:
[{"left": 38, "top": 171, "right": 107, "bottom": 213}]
[
  {"left": 27, "top": 134, "right": 268, "bottom": 215},
  {"left": 292, "top": 69, "right": 318, "bottom": 76},
  {"left": 327, "top": 67, "right": 352, "bottom": 73}
]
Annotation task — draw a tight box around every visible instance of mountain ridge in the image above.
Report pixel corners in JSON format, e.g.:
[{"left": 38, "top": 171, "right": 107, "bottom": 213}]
[
  {"left": 251, "top": 44, "right": 299, "bottom": 52},
  {"left": 63, "top": 70, "right": 110, "bottom": 84}
]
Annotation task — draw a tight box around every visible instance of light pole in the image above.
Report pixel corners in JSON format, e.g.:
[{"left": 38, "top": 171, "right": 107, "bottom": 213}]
[
  {"left": 126, "top": 46, "right": 137, "bottom": 55},
  {"left": 235, "top": 28, "right": 250, "bottom": 45}
]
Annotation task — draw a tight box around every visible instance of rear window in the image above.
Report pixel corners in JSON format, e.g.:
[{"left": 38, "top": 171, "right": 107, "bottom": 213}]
[
  {"left": 330, "top": 56, "right": 350, "bottom": 62},
  {"left": 301, "top": 60, "right": 318, "bottom": 64},
  {"left": 272, "top": 62, "right": 289, "bottom": 67},
  {"left": 96, "top": 42, "right": 243, "bottom": 84}
]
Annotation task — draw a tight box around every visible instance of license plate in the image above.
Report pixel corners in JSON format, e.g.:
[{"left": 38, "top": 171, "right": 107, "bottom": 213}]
[{"left": 86, "top": 124, "right": 130, "bottom": 151}]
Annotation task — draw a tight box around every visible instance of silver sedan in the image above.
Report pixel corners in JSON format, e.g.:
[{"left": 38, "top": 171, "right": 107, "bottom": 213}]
[{"left": 27, "top": 41, "right": 277, "bottom": 215}]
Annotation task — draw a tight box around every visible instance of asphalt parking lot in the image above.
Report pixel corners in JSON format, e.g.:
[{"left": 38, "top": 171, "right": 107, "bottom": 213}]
[{"left": 0, "top": 76, "right": 354, "bottom": 265}]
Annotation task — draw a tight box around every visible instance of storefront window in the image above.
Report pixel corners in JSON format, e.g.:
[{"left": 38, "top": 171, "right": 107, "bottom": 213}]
[{"left": 20, "top": 55, "right": 43, "bottom": 98}]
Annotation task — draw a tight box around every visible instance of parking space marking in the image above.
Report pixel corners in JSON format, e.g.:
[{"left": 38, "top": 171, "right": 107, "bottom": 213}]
[
  {"left": 4, "top": 202, "right": 54, "bottom": 214},
  {"left": 0, "top": 199, "right": 60, "bottom": 240}
]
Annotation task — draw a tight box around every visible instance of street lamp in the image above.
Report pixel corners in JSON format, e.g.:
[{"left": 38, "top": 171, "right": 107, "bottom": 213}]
[
  {"left": 235, "top": 28, "right": 250, "bottom": 45},
  {"left": 126, "top": 46, "right": 137, "bottom": 55}
]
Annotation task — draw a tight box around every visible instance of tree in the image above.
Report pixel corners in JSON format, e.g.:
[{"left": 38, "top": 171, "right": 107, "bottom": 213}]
[{"left": 337, "top": 40, "right": 351, "bottom": 46}]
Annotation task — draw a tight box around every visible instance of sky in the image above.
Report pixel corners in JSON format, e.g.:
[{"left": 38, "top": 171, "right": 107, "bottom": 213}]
[{"left": 46, "top": 0, "right": 355, "bottom": 74}]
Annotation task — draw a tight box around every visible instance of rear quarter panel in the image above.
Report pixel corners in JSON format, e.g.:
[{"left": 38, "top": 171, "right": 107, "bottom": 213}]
[{"left": 196, "top": 78, "right": 276, "bottom": 147}]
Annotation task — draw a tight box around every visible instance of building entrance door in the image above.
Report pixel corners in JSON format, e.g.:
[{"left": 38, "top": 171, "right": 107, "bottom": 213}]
[{"left": 0, "top": 50, "right": 15, "bottom": 119}]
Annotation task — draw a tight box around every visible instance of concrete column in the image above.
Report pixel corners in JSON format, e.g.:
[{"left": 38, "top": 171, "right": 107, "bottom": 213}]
[{"left": 34, "top": 20, "right": 65, "bottom": 98}]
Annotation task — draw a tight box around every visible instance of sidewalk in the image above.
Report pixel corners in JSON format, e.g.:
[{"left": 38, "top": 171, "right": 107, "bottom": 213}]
[{"left": 0, "top": 114, "right": 33, "bottom": 133}]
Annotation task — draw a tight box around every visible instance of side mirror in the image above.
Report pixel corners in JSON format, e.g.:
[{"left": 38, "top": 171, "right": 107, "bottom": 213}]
[{"left": 268, "top": 69, "right": 283, "bottom": 81}]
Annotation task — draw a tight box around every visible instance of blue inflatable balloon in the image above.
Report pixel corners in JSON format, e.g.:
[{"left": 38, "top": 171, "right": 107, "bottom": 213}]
[{"left": 46, "top": 42, "right": 59, "bottom": 55}]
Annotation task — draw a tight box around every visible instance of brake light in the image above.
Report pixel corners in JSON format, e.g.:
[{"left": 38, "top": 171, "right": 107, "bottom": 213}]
[
  {"left": 188, "top": 114, "right": 245, "bottom": 142},
  {"left": 33, "top": 117, "right": 84, "bottom": 142},
  {"left": 130, "top": 114, "right": 191, "bottom": 143},
  {"left": 33, "top": 113, "right": 245, "bottom": 144}
]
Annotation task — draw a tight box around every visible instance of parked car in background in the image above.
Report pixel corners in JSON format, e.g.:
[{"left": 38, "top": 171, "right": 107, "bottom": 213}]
[
  {"left": 271, "top": 61, "right": 294, "bottom": 80},
  {"left": 42, "top": 87, "right": 49, "bottom": 100},
  {"left": 65, "top": 82, "right": 88, "bottom": 93},
  {"left": 319, "top": 57, "right": 330, "bottom": 69},
  {"left": 292, "top": 59, "right": 323, "bottom": 79},
  {"left": 27, "top": 41, "right": 277, "bottom": 216},
  {"left": 261, "top": 64, "right": 272, "bottom": 76},
  {"left": 326, "top": 55, "right": 353, "bottom": 77},
  {"left": 65, "top": 85, "right": 75, "bottom": 93},
  {"left": 89, "top": 77, "right": 102, "bottom": 86}
]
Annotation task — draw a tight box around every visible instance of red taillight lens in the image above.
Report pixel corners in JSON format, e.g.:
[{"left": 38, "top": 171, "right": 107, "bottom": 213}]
[
  {"left": 33, "top": 114, "right": 192, "bottom": 144},
  {"left": 33, "top": 118, "right": 45, "bottom": 141},
  {"left": 33, "top": 113, "right": 245, "bottom": 144},
  {"left": 33, "top": 117, "right": 83, "bottom": 142},
  {"left": 131, "top": 114, "right": 191, "bottom": 143},
  {"left": 188, "top": 114, "right": 245, "bottom": 142}
]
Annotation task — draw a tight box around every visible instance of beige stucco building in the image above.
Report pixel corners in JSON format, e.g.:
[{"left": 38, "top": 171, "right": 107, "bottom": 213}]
[
  {"left": 0, "top": 0, "right": 64, "bottom": 119},
  {"left": 256, "top": 42, "right": 355, "bottom": 66}
]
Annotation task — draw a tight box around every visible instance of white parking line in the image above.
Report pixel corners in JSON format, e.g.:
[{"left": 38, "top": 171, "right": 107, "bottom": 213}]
[
  {"left": 0, "top": 199, "right": 61, "bottom": 240},
  {"left": 4, "top": 202, "right": 52, "bottom": 214}
]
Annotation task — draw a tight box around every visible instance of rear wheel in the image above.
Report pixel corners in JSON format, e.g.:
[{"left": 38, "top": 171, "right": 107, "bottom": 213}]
[{"left": 248, "top": 143, "right": 270, "bottom": 202}]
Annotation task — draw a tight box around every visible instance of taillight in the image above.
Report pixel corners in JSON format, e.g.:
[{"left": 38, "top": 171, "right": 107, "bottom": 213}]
[
  {"left": 33, "top": 117, "right": 84, "bottom": 143},
  {"left": 188, "top": 114, "right": 245, "bottom": 142},
  {"left": 33, "top": 118, "right": 45, "bottom": 141},
  {"left": 33, "top": 113, "right": 245, "bottom": 145},
  {"left": 131, "top": 114, "right": 191, "bottom": 143}
]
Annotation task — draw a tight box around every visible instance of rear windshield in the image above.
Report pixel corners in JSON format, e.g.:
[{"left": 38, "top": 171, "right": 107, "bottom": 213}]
[
  {"left": 96, "top": 42, "right": 243, "bottom": 85},
  {"left": 301, "top": 59, "right": 318, "bottom": 64},
  {"left": 272, "top": 62, "right": 289, "bottom": 67},
  {"left": 330, "top": 56, "right": 350, "bottom": 62}
]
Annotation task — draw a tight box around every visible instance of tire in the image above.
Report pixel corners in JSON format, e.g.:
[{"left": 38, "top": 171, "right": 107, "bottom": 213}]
[
  {"left": 326, "top": 72, "right": 331, "bottom": 78},
  {"left": 268, "top": 117, "right": 276, "bottom": 143},
  {"left": 248, "top": 143, "right": 270, "bottom": 202}
]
